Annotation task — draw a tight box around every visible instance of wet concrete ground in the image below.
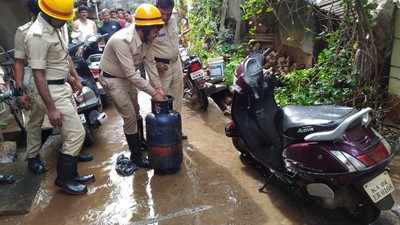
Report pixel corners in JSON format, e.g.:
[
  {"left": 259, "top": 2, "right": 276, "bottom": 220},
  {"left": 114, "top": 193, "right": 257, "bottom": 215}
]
[{"left": 0, "top": 92, "right": 399, "bottom": 225}]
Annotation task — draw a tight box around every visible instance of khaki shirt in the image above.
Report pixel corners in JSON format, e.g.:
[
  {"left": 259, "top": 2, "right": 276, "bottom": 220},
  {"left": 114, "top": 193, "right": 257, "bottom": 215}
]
[
  {"left": 100, "top": 26, "right": 159, "bottom": 95},
  {"left": 25, "top": 14, "right": 70, "bottom": 81},
  {"left": 14, "top": 21, "right": 33, "bottom": 60},
  {"left": 152, "top": 15, "right": 180, "bottom": 62}
]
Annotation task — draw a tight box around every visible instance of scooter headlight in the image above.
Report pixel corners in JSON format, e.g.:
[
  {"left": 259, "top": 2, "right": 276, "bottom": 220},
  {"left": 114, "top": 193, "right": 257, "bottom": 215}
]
[{"left": 74, "top": 86, "right": 94, "bottom": 104}]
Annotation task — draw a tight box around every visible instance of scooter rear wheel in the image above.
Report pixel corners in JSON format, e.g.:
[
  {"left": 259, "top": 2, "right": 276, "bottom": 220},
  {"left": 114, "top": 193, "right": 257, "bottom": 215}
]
[
  {"left": 350, "top": 203, "right": 380, "bottom": 224},
  {"left": 197, "top": 88, "right": 208, "bottom": 111}
]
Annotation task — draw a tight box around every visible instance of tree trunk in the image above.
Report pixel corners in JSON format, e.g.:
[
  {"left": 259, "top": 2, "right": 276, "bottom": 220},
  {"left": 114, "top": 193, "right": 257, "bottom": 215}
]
[{"left": 220, "top": 0, "right": 228, "bottom": 32}]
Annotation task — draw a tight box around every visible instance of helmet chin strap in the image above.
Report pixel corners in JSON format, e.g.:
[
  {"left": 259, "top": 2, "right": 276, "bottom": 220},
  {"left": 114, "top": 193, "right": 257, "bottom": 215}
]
[
  {"left": 41, "top": 13, "right": 65, "bottom": 29},
  {"left": 137, "top": 29, "right": 150, "bottom": 44}
]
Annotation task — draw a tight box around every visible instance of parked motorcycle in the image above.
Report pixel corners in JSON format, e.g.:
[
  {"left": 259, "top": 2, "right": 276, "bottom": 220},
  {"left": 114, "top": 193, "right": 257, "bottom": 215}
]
[
  {"left": 69, "top": 34, "right": 108, "bottom": 102},
  {"left": 85, "top": 35, "right": 106, "bottom": 97},
  {"left": 69, "top": 35, "right": 108, "bottom": 146},
  {"left": 0, "top": 48, "right": 25, "bottom": 132},
  {"left": 225, "top": 50, "right": 396, "bottom": 223},
  {"left": 180, "top": 47, "right": 208, "bottom": 111},
  {"left": 0, "top": 87, "right": 20, "bottom": 185}
]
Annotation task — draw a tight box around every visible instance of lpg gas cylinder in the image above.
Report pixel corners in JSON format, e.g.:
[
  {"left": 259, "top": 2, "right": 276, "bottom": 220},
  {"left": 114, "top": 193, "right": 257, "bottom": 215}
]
[{"left": 146, "top": 96, "right": 182, "bottom": 174}]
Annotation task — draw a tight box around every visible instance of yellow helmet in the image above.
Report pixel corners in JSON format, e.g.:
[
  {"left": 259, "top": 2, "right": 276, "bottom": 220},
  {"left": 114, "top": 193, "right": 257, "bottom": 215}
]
[
  {"left": 38, "top": 0, "right": 74, "bottom": 21},
  {"left": 134, "top": 3, "right": 165, "bottom": 27}
]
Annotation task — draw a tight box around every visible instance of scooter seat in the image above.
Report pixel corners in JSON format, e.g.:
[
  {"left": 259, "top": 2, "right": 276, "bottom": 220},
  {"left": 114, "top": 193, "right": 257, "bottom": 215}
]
[{"left": 282, "top": 105, "right": 357, "bottom": 139}]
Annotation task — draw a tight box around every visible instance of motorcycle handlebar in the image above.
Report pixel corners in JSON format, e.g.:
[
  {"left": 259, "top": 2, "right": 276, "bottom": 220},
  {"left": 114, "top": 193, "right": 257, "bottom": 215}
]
[
  {"left": 69, "top": 33, "right": 109, "bottom": 57},
  {"left": 262, "top": 48, "right": 272, "bottom": 57},
  {"left": 0, "top": 88, "right": 20, "bottom": 102}
]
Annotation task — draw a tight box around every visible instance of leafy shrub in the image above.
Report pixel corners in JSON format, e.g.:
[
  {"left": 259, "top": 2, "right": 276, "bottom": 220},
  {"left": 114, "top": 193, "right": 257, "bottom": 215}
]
[{"left": 276, "top": 31, "right": 358, "bottom": 106}]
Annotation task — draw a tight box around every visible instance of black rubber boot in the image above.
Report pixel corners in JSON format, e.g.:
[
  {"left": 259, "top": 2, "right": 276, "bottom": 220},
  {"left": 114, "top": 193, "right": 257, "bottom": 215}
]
[
  {"left": 56, "top": 154, "right": 95, "bottom": 185},
  {"left": 125, "top": 133, "right": 151, "bottom": 169},
  {"left": 72, "top": 161, "right": 95, "bottom": 184},
  {"left": 27, "top": 155, "right": 47, "bottom": 175},
  {"left": 55, "top": 154, "right": 88, "bottom": 195},
  {"left": 77, "top": 152, "right": 94, "bottom": 162},
  {"left": 137, "top": 116, "right": 147, "bottom": 151}
]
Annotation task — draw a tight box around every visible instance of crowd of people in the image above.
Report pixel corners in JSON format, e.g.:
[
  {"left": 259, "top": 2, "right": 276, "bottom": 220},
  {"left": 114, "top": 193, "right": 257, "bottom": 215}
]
[
  {"left": 71, "top": 5, "right": 135, "bottom": 43},
  {"left": 4, "top": 0, "right": 185, "bottom": 195}
]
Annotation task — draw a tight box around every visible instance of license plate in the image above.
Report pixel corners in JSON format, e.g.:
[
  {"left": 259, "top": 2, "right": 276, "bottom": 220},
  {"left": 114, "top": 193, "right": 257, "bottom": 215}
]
[
  {"left": 363, "top": 171, "right": 395, "bottom": 203},
  {"left": 79, "top": 114, "right": 86, "bottom": 123},
  {"left": 190, "top": 70, "right": 205, "bottom": 80}
]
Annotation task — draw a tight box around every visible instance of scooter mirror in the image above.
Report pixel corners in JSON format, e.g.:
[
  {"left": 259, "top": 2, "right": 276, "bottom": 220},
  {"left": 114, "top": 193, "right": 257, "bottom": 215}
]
[
  {"left": 243, "top": 57, "right": 263, "bottom": 99},
  {"left": 86, "top": 35, "right": 98, "bottom": 43},
  {"left": 71, "top": 39, "right": 79, "bottom": 45}
]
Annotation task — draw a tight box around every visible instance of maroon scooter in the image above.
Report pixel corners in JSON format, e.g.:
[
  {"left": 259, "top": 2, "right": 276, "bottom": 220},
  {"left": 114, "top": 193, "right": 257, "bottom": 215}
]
[{"left": 225, "top": 51, "right": 396, "bottom": 224}]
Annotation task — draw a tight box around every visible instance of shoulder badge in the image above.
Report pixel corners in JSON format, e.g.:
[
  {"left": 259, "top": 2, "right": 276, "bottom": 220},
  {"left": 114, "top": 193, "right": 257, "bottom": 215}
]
[{"left": 18, "top": 21, "right": 33, "bottom": 32}]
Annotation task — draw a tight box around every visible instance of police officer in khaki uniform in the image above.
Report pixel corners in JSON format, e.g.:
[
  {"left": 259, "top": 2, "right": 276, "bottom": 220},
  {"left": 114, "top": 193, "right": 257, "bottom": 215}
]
[
  {"left": 14, "top": 0, "right": 93, "bottom": 175},
  {"left": 152, "top": 0, "right": 186, "bottom": 139},
  {"left": 25, "top": 0, "right": 94, "bottom": 195},
  {"left": 100, "top": 3, "right": 165, "bottom": 168},
  {"left": 152, "top": 0, "right": 183, "bottom": 113},
  {"left": 14, "top": 0, "right": 46, "bottom": 174}
]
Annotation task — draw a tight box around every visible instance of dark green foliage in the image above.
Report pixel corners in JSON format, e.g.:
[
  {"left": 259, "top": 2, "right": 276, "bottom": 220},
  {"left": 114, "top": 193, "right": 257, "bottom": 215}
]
[{"left": 276, "top": 30, "right": 358, "bottom": 106}]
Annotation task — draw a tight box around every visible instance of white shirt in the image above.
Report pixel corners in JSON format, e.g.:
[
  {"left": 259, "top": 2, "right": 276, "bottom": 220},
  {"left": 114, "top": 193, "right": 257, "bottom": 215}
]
[{"left": 73, "top": 18, "right": 97, "bottom": 42}]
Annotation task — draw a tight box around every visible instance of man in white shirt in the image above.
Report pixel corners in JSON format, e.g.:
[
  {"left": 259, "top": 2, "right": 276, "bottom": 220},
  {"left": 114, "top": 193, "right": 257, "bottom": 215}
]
[{"left": 72, "top": 5, "right": 97, "bottom": 43}]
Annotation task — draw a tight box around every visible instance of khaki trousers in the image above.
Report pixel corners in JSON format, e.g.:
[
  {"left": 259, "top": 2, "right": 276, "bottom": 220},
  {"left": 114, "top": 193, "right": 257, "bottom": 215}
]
[
  {"left": 23, "top": 68, "right": 46, "bottom": 159},
  {"left": 160, "top": 60, "right": 183, "bottom": 113},
  {"left": 27, "top": 81, "right": 84, "bottom": 157},
  {"left": 101, "top": 76, "right": 140, "bottom": 135},
  {"left": 24, "top": 92, "right": 45, "bottom": 159}
]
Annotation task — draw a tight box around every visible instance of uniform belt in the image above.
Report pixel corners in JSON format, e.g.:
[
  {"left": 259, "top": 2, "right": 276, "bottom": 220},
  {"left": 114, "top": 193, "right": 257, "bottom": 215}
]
[
  {"left": 154, "top": 57, "right": 179, "bottom": 64},
  {"left": 155, "top": 57, "right": 170, "bottom": 64},
  {"left": 47, "top": 79, "right": 66, "bottom": 85},
  {"left": 103, "top": 72, "right": 116, "bottom": 78}
]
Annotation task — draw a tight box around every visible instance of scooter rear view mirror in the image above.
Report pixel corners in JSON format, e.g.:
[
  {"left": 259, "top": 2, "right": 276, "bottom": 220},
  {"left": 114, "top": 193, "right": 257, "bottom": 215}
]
[
  {"left": 86, "top": 35, "right": 98, "bottom": 43},
  {"left": 243, "top": 57, "right": 263, "bottom": 99}
]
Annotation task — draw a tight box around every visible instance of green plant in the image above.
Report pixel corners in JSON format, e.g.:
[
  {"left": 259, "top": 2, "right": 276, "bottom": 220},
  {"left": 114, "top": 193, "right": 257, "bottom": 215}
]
[
  {"left": 224, "top": 55, "right": 244, "bottom": 86},
  {"left": 275, "top": 30, "right": 358, "bottom": 106},
  {"left": 241, "top": 0, "right": 270, "bottom": 21},
  {"left": 187, "top": 0, "right": 222, "bottom": 58},
  {"left": 186, "top": 0, "right": 246, "bottom": 86},
  {"left": 274, "top": 0, "right": 383, "bottom": 109}
]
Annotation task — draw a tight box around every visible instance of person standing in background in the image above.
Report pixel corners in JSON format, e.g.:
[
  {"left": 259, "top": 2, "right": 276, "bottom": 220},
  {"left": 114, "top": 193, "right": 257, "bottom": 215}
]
[
  {"left": 152, "top": 0, "right": 186, "bottom": 139},
  {"left": 99, "top": 9, "right": 122, "bottom": 39},
  {"left": 110, "top": 9, "right": 118, "bottom": 20},
  {"left": 124, "top": 10, "right": 133, "bottom": 27},
  {"left": 116, "top": 8, "right": 126, "bottom": 28},
  {"left": 72, "top": 5, "right": 97, "bottom": 43}
]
